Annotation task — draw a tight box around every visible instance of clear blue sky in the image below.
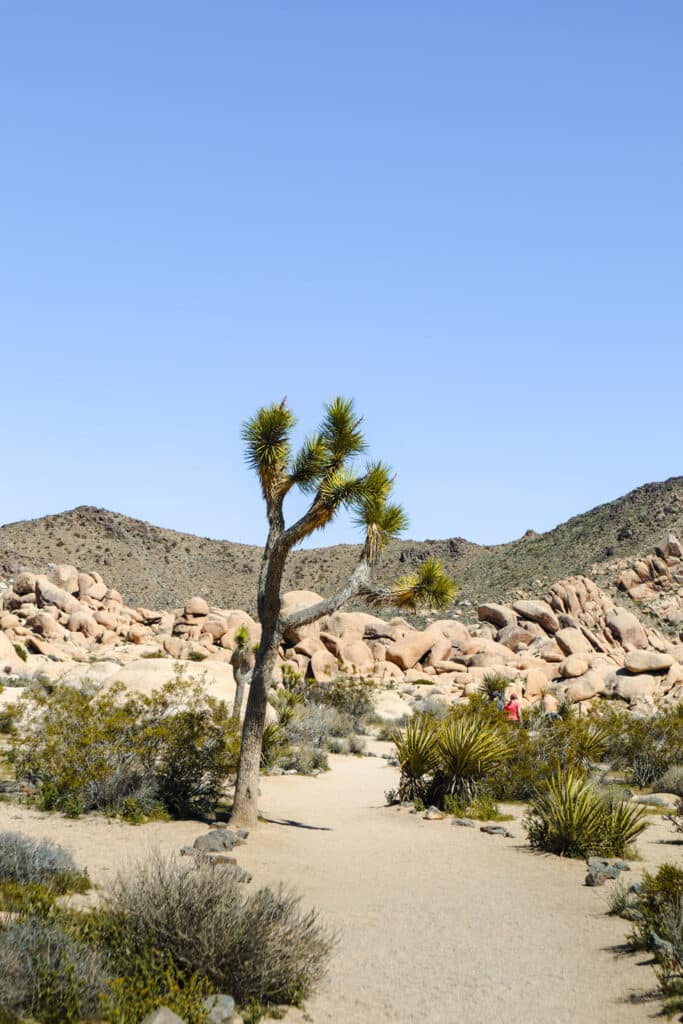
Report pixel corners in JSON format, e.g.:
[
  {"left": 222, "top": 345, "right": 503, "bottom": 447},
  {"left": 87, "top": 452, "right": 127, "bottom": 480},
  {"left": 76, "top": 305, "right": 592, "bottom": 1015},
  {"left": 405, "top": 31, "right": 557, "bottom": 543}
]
[{"left": 1, "top": 2, "right": 681, "bottom": 548}]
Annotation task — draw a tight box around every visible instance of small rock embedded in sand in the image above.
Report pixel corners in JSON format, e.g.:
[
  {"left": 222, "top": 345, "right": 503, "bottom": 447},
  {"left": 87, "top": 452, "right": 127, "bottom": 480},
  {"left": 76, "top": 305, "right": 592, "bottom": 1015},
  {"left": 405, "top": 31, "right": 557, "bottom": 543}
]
[{"left": 423, "top": 806, "right": 445, "bottom": 820}]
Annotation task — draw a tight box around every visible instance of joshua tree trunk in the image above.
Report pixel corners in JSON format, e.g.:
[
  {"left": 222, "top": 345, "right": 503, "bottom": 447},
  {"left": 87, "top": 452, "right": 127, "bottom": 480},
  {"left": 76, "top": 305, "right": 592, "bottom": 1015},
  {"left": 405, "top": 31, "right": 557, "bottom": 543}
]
[
  {"left": 230, "top": 397, "right": 455, "bottom": 827},
  {"left": 230, "top": 626, "right": 280, "bottom": 827}
]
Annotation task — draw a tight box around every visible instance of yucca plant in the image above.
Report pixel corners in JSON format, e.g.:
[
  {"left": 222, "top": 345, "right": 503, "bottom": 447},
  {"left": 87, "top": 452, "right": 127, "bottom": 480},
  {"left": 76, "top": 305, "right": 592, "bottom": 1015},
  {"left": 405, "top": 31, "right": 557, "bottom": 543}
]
[
  {"left": 394, "top": 716, "right": 438, "bottom": 802},
  {"left": 526, "top": 767, "right": 647, "bottom": 858},
  {"left": 431, "top": 716, "right": 512, "bottom": 803}
]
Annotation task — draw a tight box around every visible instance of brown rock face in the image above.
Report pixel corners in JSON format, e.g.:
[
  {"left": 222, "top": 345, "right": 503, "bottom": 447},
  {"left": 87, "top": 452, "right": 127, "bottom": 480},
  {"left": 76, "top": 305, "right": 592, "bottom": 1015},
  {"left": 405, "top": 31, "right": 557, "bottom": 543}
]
[
  {"left": 35, "top": 578, "right": 80, "bottom": 615},
  {"left": 386, "top": 629, "right": 440, "bottom": 671}
]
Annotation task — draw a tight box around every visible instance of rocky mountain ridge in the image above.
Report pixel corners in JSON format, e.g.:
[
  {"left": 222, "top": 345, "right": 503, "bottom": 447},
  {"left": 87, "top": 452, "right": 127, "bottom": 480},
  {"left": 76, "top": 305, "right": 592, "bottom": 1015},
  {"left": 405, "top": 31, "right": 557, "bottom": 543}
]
[{"left": 1, "top": 476, "right": 682, "bottom": 614}]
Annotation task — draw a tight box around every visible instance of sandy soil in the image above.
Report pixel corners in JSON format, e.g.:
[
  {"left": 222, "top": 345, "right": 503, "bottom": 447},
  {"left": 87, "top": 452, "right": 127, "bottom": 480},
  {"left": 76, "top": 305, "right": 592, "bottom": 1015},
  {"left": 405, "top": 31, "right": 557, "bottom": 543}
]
[{"left": 1, "top": 748, "right": 680, "bottom": 1024}]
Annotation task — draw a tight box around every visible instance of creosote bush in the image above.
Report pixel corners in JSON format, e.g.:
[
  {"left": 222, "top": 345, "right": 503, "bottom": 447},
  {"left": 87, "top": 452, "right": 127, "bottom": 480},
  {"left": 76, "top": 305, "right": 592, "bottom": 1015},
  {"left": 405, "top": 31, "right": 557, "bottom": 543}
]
[
  {"left": 97, "top": 853, "right": 335, "bottom": 1007},
  {"left": 13, "top": 673, "right": 240, "bottom": 820},
  {"left": 0, "top": 832, "right": 89, "bottom": 897}
]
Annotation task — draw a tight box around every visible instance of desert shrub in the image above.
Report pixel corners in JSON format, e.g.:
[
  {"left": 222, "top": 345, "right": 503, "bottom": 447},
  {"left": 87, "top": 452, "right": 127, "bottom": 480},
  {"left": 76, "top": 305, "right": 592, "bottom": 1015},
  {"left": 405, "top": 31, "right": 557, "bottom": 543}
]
[
  {"left": 0, "top": 832, "right": 89, "bottom": 897},
  {"left": 97, "top": 854, "right": 334, "bottom": 1006},
  {"left": 619, "top": 863, "right": 683, "bottom": 1013},
  {"left": 297, "top": 677, "right": 375, "bottom": 731},
  {"left": 525, "top": 768, "right": 647, "bottom": 858},
  {"left": 0, "top": 917, "right": 110, "bottom": 1023},
  {"left": 348, "top": 733, "right": 366, "bottom": 755},
  {"left": 100, "top": 951, "right": 213, "bottom": 1024},
  {"left": 12, "top": 645, "right": 27, "bottom": 663},
  {"left": 187, "top": 651, "right": 208, "bottom": 662},
  {"left": 284, "top": 705, "right": 352, "bottom": 749},
  {"left": 599, "top": 704, "right": 683, "bottom": 788},
  {"left": 656, "top": 765, "right": 683, "bottom": 798},
  {"left": 277, "top": 744, "right": 329, "bottom": 774},
  {"left": 0, "top": 703, "right": 19, "bottom": 734},
  {"left": 13, "top": 677, "right": 239, "bottom": 820},
  {"left": 327, "top": 737, "right": 349, "bottom": 754},
  {"left": 491, "top": 713, "right": 612, "bottom": 802}
]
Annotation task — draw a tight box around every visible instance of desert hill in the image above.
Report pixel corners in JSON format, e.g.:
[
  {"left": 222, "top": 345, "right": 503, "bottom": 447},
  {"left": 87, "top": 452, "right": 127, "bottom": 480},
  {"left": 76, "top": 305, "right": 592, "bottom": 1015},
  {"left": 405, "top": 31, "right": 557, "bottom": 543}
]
[{"left": 1, "top": 476, "right": 682, "bottom": 614}]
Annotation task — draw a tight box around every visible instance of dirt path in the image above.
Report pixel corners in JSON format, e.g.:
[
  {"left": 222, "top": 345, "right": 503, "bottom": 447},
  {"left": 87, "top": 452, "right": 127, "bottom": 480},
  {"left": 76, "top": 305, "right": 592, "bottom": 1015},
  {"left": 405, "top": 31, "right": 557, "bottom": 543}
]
[{"left": 1, "top": 751, "right": 677, "bottom": 1024}]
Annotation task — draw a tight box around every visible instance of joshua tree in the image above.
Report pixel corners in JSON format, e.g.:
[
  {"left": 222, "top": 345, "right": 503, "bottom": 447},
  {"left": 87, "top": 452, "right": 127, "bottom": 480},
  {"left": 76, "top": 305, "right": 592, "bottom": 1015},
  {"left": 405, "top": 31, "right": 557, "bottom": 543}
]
[
  {"left": 230, "top": 625, "right": 253, "bottom": 723},
  {"left": 231, "top": 397, "right": 456, "bottom": 827}
]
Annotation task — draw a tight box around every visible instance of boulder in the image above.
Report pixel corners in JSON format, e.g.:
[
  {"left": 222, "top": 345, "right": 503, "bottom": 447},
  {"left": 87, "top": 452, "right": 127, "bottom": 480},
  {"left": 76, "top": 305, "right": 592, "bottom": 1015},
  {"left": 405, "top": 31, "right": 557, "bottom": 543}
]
[
  {"left": 560, "top": 655, "right": 590, "bottom": 679},
  {"left": 281, "top": 590, "right": 324, "bottom": 642},
  {"left": 204, "top": 993, "right": 236, "bottom": 1024},
  {"left": 14, "top": 572, "right": 37, "bottom": 596},
  {"left": 512, "top": 600, "right": 560, "bottom": 634},
  {"left": 477, "top": 604, "right": 517, "bottom": 630},
  {"left": 523, "top": 668, "right": 548, "bottom": 700},
  {"left": 623, "top": 650, "right": 674, "bottom": 674},
  {"left": 497, "top": 625, "right": 534, "bottom": 650},
  {"left": 614, "top": 674, "right": 659, "bottom": 703},
  {"left": 67, "top": 610, "right": 101, "bottom": 638},
  {"left": 605, "top": 609, "right": 648, "bottom": 650},
  {"left": 184, "top": 596, "right": 210, "bottom": 618},
  {"left": 50, "top": 564, "right": 79, "bottom": 594},
  {"left": 35, "top": 578, "right": 80, "bottom": 615},
  {"left": 28, "top": 610, "right": 64, "bottom": 639},
  {"left": 0, "top": 632, "right": 25, "bottom": 674},
  {"left": 309, "top": 648, "right": 339, "bottom": 682},
  {"left": 140, "top": 1010, "right": 185, "bottom": 1024},
  {"left": 555, "top": 627, "right": 593, "bottom": 656},
  {"left": 386, "top": 628, "right": 440, "bottom": 671}
]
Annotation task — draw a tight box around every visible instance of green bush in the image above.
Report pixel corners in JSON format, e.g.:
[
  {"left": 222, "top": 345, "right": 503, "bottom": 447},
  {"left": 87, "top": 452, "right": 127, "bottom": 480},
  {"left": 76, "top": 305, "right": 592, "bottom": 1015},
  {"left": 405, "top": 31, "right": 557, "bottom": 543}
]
[
  {"left": 97, "top": 854, "right": 334, "bottom": 1007},
  {"left": 100, "top": 951, "right": 213, "bottom": 1024},
  {"left": 394, "top": 716, "right": 437, "bottom": 802},
  {"left": 656, "top": 765, "right": 683, "bottom": 798},
  {"left": 525, "top": 768, "right": 647, "bottom": 858},
  {"left": 12, "top": 645, "right": 27, "bottom": 664},
  {"left": 619, "top": 864, "right": 683, "bottom": 1014},
  {"left": 13, "top": 676, "right": 240, "bottom": 820},
  {"left": 599, "top": 704, "right": 683, "bottom": 788}
]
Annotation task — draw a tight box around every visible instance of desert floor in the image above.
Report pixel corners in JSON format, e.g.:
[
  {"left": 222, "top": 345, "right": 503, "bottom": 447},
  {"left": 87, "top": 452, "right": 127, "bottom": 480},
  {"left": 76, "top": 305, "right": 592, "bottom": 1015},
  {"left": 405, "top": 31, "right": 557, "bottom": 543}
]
[{"left": 1, "top": 744, "right": 680, "bottom": 1024}]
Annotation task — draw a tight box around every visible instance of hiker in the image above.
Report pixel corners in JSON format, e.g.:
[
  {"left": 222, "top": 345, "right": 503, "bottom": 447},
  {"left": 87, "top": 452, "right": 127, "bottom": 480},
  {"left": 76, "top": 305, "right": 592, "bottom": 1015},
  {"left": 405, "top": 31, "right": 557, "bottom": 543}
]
[
  {"left": 503, "top": 692, "right": 522, "bottom": 724},
  {"left": 492, "top": 690, "right": 505, "bottom": 712}
]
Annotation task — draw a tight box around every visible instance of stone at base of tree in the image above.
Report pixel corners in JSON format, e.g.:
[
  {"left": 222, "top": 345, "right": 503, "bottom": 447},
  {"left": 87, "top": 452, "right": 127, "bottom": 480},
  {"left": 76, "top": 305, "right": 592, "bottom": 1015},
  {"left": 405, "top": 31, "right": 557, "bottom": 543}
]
[
  {"left": 140, "top": 1008, "right": 185, "bottom": 1024},
  {"left": 203, "top": 993, "right": 236, "bottom": 1023},
  {"left": 451, "top": 817, "right": 476, "bottom": 828},
  {"left": 423, "top": 806, "right": 445, "bottom": 820}
]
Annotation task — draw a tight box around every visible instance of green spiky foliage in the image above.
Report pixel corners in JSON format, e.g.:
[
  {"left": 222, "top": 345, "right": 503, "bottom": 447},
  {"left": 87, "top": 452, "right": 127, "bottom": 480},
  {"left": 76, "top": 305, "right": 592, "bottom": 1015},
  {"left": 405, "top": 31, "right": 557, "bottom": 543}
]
[
  {"left": 394, "top": 717, "right": 438, "bottom": 802},
  {"left": 432, "top": 716, "right": 512, "bottom": 803},
  {"left": 390, "top": 559, "right": 458, "bottom": 611},
  {"left": 525, "top": 767, "right": 648, "bottom": 858}
]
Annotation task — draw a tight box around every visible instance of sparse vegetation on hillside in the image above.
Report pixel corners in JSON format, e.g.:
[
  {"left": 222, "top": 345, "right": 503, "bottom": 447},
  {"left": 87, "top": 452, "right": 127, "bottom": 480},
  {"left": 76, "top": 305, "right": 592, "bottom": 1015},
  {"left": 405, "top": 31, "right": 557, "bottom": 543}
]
[{"left": 2, "top": 476, "right": 682, "bottom": 614}]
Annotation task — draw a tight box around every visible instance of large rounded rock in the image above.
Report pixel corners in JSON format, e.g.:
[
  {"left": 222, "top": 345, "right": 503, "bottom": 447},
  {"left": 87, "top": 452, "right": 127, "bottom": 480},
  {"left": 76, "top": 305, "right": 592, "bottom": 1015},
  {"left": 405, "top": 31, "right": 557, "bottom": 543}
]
[
  {"left": 555, "top": 627, "right": 593, "bottom": 656},
  {"left": 560, "top": 654, "right": 590, "bottom": 679},
  {"left": 50, "top": 564, "right": 79, "bottom": 595},
  {"left": 67, "top": 610, "right": 101, "bottom": 638},
  {"left": 281, "top": 590, "right": 324, "bottom": 643},
  {"left": 35, "top": 577, "right": 80, "bottom": 614},
  {"left": 184, "top": 596, "right": 210, "bottom": 618},
  {"left": 511, "top": 600, "right": 560, "bottom": 634},
  {"left": 386, "top": 628, "right": 440, "bottom": 671},
  {"left": 14, "top": 572, "right": 37, "bottom": 596},
  {"left": 309, "top": 648, "right": 339, "bottom": 682},
  {"left": 623, "top": 650, "right": 674, "bottom": 674},
  {"left": 605, "top": 609, "right": 648, "bottom": 650},
  {"left": 0, "top": 632, "right": 25, "bottom": 675},
  {"left": 477, "top": 604, "right": 517, "bottom": 629},
  {"left": 614, "top": 674, "right": 659, "bottom": 703}
]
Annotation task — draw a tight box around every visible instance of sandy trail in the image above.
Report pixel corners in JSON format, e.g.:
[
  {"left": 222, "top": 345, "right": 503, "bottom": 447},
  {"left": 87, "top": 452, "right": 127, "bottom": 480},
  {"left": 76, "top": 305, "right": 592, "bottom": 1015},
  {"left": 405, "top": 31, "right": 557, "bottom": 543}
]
[{"left": 1, "top": 750, "right": 678, "bottom": 1024}]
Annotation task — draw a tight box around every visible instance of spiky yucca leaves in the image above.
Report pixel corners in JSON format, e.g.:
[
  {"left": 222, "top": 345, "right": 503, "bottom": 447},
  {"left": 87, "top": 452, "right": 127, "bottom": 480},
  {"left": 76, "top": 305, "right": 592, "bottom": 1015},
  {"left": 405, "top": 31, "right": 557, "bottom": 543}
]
[
  {"left": 242, "top": 400, "right": 296, "bottom": 503},
  {"left": 525, "top": 768, "right": 647, "bottom": 858},
  {"left": 394, "top": 717, "right": 438, "bottom": 802},
  {"left": 388, "top": 558, "right": 458, "bottom": 612},
  {"left": 432, "top": 716, "right": 512, "bottom": 803}
]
